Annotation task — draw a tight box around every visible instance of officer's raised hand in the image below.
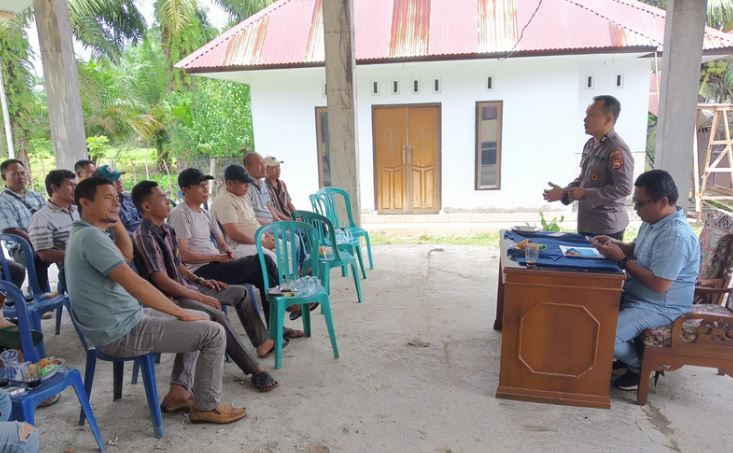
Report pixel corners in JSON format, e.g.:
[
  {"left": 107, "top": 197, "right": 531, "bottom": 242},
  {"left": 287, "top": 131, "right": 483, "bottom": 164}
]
[{"left": 543, "top": 182, "right": 564, "bottom": 202}]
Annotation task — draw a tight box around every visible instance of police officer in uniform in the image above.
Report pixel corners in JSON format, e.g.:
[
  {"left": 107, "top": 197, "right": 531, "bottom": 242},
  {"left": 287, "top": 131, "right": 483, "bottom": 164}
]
[{"left": 543, "top": 95, "right": 634, "bottom": 239}]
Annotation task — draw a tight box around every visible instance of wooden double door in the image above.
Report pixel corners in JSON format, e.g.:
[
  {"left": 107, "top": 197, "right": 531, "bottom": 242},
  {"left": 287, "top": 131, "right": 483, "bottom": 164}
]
[{"left": 373, "top": 105, "right": 441, "bottom": 214}]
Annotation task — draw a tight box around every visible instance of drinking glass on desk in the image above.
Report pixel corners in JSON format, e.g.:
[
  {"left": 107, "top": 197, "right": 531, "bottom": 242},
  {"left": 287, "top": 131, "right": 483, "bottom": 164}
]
[{"left": 525, "top": 244, "right": 541, "bottom": 268}]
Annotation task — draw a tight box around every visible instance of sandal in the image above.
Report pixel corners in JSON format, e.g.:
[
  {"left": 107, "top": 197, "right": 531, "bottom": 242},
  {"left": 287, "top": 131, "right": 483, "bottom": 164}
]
[
  {"left": 284, "top": 328, "right": 305, "bottom": 339},
  {"left": 251, "top": 371, "right": 279, "bottom": 392},
  {"left": 257, "top": 337, "right": 289, "bottom": 358},
  {"left": 289, "top": 303, "right": 320, "bottom": 321},
  {"left": 38, "top": 394, "right": 61, "bottom": 408}
]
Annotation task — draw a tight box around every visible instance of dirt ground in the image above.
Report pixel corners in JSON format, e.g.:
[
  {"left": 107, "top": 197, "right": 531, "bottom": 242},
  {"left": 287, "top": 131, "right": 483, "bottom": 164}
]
[{"left": 33, "top": 245, "right": 733, "bottom": 452}]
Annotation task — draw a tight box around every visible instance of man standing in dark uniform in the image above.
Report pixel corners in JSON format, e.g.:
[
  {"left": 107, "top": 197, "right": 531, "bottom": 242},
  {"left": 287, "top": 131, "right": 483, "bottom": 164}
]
[{"left": 543, "top": 95, "right": 634, "bottom": 239}]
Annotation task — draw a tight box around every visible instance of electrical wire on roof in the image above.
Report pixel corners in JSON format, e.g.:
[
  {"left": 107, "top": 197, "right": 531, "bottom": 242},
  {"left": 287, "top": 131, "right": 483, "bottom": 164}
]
[{"left": 498, "top": 0, "right": 544, "bottom": 61}]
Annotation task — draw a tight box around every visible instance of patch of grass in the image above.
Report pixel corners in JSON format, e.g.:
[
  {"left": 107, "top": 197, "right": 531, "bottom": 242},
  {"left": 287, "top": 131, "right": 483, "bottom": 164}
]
[
  {"left": 370, "top": 231, "right": 502, "bottom": 246},
  {"left": 368, "top": 224, "right": 701, "bottom": 246}
]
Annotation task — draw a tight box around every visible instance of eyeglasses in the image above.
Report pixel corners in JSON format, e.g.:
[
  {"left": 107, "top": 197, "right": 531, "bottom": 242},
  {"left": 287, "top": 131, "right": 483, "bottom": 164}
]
[{"left": 633, "top": 199, "right": 656, "bottom": 209}]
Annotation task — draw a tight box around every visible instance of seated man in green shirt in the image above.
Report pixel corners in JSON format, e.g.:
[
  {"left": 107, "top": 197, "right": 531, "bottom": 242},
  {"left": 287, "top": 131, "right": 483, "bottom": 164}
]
[{"left": 65, "top": 177, "right": 246, "bottom": 424}]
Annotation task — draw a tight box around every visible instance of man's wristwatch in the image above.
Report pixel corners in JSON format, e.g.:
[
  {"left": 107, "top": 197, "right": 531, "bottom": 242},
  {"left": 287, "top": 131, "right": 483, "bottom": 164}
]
[
  {"left": 618, "top": 256, "right": 630, "bottom": 270},
  {"left": 561, "top": 192, "right": 571, "bottom": 205}
]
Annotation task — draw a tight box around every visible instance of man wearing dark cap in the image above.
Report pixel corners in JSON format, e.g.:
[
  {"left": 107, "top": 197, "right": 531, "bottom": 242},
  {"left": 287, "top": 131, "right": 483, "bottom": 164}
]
[
  {"left": 211, "top": 165, "right": 277, "bottom": 259},
  {"left": 168, "top": 168, "right": 298, "bottom": 333},
  {"left": 94, "top": 164, "right": 141, "bottom": 234}
]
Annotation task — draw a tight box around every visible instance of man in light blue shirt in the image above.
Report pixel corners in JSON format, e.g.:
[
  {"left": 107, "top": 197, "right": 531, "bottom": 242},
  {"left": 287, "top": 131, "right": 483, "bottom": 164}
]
[
  {"left": 593, "top": 169, "right": 700, "bottom": 391},
  {"left": 243, "top": 152, "right": 289, "bottom": 224}
]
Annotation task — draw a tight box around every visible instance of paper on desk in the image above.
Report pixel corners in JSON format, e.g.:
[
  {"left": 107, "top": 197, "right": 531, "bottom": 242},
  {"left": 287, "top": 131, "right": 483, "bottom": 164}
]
[{"left": 559, "top": 245, "right": 604, "bottom": 259}]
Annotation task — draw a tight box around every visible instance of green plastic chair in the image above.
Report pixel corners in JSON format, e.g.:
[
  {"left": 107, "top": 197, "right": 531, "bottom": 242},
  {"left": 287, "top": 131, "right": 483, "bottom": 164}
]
[
  {"left": 291, "top": 210, "right": 364, "bottom": 303},
  {"left": 255, "top": 221, "right": 339, "bottom": 369},
  {"left": 315, "top": 187, "right": 373, "bottom": 272}
]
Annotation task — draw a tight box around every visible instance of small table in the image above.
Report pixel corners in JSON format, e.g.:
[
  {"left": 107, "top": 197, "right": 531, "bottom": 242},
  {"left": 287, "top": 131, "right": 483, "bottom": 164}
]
[{"left": 494, "top": 233, "right": 625, "bottom": 409}]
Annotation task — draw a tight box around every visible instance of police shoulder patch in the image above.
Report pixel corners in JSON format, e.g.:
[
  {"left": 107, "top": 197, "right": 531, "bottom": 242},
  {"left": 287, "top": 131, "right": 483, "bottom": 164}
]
[{"left": 610, "top": 150, "right": 623, "bottom": 170}]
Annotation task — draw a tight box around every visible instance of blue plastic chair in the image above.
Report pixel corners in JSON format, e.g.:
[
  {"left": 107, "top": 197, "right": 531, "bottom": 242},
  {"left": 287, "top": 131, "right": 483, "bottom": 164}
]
[
  {"left": 0, "top": 234, "right": 71, "bottom": 347},
  {"left": 315, "top": 188, "right": 373, "bottom": 272},
  {"left": 255, "top": 221, "right": 339, "bottom": 369},
  {"left": 68, "top": 307, "right": 164, "bottom": 438},
  {"left": 291, "top": 211, "right": 363, "bottom": 303},
  {"left": 0, "top": 281, "right": 106, "bottom": 451}
]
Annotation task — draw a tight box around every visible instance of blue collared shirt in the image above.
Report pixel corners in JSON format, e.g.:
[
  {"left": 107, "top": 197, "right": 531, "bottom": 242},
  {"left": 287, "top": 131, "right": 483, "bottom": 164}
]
[
  {"left": 118, "top": 192, "right": 142, "bottom": 234},
  {"left": 623, "top": 208, "right": 700, "bottom": 317}
]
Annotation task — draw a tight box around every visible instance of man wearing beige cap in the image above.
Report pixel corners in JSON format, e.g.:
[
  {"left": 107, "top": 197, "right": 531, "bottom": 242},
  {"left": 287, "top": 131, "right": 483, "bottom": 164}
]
[{"left": 263, "top": 156, "right": 295, "bottom": 220}]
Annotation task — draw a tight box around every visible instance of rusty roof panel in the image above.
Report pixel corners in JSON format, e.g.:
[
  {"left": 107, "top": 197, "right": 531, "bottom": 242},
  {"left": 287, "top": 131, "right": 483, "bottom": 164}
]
[
  {"left": 224, "top": 15, "right": 270, "bottom": 66},
  {"left": 257, "top": 0, "right": 314, "bottom": 65},
  {"left": 176, "top": 0, "right": 733, "bottom": 72},
  {"left": 389, "top": 0, "right": 431, "bottom": 58},
  {"left": 478, "top": 0, "right": 518, "bottom": 54},
  {"left": 305, "top": 0, "right": 324, "bottom": 62}
]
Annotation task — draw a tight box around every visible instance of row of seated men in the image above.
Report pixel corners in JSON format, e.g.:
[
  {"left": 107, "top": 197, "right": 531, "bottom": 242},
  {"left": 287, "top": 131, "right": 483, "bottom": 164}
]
[{"left": 0, "top": 152, "right": 301, "bottom": 425}]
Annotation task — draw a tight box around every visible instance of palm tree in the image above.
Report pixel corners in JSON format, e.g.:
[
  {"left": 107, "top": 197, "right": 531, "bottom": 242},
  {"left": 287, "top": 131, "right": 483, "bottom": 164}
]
[
  {"left": 68, "top": 0, "right": 147, "bottom": 62},
  {"left": 212, "top": 0, "right": 277, "bottom": 23}
]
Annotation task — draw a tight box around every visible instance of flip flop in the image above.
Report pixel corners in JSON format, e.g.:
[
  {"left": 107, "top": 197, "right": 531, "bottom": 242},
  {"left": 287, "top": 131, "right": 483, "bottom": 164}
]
[
  {"left": 38, "top": 394, "right": 61, "bottom": 408},
  {"left": 288, "top": 302, "right": 320, "bottom": 321},
  {"left": 251, "top": 371, "right": 279, "bottom": 392},
  {"left": 284, "top": 328, "right": 305, "bottom": 339},
  {"left": 257, "top": 337, "right": 289, "bottom": 358}
]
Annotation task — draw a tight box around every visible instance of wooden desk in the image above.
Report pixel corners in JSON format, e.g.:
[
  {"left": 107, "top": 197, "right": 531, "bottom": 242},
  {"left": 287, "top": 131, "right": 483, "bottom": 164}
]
[{"left": 494, "top": 236, "right": 625, "bottom": 409}]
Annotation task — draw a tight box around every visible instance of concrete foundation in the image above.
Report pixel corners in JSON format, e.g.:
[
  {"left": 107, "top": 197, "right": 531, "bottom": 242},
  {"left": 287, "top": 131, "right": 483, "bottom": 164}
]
[{"left": 35, "top": 244, "right": 733, "bottom": 452}]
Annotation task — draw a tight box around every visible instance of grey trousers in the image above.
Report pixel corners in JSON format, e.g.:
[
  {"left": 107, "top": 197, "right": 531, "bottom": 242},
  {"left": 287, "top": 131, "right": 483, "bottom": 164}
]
[
  {"left": 177, "top": 285, "right": 266, "bottom": 376},
  {"left": 196, "top": 284, "right": 268, "bottom": 347},
  {"left": 98, "top": 309, "right": 226, "bottom": 411}
]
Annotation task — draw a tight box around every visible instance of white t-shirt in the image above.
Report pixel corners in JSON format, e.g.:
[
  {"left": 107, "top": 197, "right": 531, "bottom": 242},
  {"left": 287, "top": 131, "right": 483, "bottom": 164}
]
[{"left": 168, "top": 202, "right": 222, "bottom": 271}]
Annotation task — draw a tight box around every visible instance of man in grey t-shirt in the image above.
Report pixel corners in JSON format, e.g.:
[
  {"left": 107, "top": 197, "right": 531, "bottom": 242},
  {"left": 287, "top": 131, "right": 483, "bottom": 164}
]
[{"left": 66, "top": 177, "right": 246, "bottom": 424}]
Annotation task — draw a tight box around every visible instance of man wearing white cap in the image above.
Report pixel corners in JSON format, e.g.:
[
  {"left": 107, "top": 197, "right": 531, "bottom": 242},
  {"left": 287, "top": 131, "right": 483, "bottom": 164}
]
[{"left": 263, "top": 156, "right": 295, "bottom": 220}]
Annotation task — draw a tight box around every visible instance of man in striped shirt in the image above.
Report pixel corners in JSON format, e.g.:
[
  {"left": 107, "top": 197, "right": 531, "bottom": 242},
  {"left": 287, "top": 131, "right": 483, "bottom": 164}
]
[{"left": 28, "top": 170, "right": 79, "bottom": 267}]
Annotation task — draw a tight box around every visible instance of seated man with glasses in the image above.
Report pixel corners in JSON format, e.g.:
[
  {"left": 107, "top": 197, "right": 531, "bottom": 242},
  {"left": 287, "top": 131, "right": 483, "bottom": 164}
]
[{"left": 592, "top": 169, "right": 700, "bottom": 391}]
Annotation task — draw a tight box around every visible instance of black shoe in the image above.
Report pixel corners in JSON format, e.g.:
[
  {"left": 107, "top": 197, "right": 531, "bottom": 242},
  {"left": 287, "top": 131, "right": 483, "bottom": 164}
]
[
  {"left": 612, "top": 360, "right": 628, "bottom": 371},
  {"left": 614, "top": 369, "right": 641, "bottom": 391}
]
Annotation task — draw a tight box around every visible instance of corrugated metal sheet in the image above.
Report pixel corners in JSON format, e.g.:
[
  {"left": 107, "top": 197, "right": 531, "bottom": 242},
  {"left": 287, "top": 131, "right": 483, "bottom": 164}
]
[
  {"left": 478, "top": 0, "right": 518, "bottom": 54},
  {"left": 176, "top": 0, "right": 733, "bottom": 72},
  {"left": 389, "top": 0, "right": 430, "bottom": 58}
]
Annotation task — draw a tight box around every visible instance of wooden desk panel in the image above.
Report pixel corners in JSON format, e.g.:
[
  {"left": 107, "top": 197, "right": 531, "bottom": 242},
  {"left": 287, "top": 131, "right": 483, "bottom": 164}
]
[{"left": 494, "top": 236, "right": 625, "bottom": 409}]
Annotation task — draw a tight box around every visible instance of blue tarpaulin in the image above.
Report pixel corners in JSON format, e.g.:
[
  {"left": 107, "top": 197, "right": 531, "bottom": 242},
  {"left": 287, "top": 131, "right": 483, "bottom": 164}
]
[{"left": 505, "top": 231, "right": 622, "bottom": 273}]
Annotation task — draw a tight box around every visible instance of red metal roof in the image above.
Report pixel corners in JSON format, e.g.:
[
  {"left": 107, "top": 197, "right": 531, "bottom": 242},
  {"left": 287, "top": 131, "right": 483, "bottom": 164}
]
[{"left": 176, "top": 0, "right": 733, "bottom": 73}]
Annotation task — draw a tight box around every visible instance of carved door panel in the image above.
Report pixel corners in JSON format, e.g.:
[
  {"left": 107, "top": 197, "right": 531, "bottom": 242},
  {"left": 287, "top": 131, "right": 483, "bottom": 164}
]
[
  {"left": 373, "top": 105, "right": 440, "bottom": 214},
  {"left": 374, "top": 107, "right": 407, "bottom": 212},
  {"left": 407, "top": 106, "right": 440, "bottom": 213}
]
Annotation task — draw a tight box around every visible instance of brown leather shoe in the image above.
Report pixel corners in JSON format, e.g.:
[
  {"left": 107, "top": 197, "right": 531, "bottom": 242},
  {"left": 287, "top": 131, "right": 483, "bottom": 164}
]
[
  {"left": 189, "top": 403, "right": 247, "bottom": 424},
  {"left": 160, "top": 394, "right": 193, "bottom": 413}
]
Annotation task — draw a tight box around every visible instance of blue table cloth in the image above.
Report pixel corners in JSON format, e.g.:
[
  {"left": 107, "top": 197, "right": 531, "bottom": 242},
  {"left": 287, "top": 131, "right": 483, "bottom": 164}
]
[{"left": 505, "top": 231, "right": 622, "bottom": 272}]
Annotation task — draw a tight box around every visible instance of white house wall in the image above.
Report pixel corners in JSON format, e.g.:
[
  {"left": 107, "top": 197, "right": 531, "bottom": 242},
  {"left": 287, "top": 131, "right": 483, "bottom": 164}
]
[{"left": 231, "top": 54, "right": 650, "bottom": 212}]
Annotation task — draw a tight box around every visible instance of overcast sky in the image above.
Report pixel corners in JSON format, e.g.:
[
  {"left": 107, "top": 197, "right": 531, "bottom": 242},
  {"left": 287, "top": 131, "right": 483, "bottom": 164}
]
[{"left": 25, "top": 0, "right": 230, "bottom": 78}]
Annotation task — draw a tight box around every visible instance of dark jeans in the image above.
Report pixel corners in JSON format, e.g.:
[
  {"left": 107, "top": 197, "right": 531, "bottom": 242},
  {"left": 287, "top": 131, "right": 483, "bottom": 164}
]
[
  {"left": 194, "top": 254, "right": 279, "bottom": 324},
  {"left": 580, "top": 230, "right": 624, "bottom": 241},
  {"left": 1, "top": 260, "right": 25, "bottom": 288}
]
